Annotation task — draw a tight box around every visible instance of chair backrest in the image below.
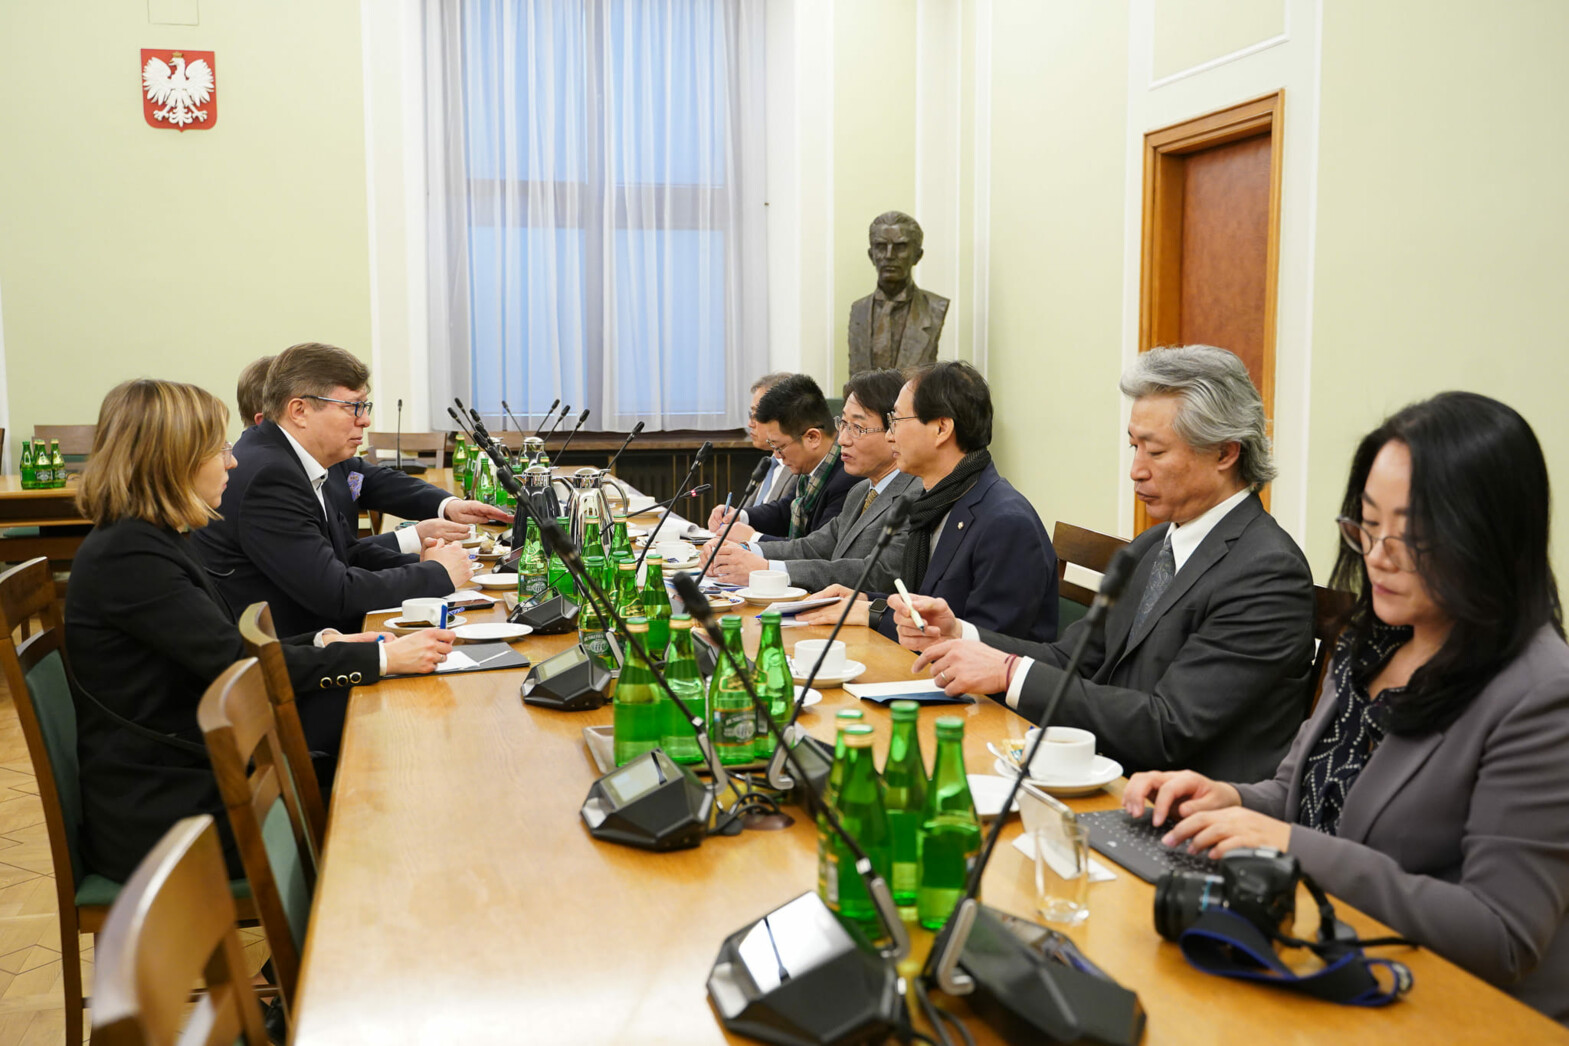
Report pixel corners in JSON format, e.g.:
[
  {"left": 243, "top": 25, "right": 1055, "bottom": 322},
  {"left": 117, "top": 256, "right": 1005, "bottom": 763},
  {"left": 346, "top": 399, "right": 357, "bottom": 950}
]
[
  {"left": 196, "top": 658, "right": 316, "bottom": 1020},
  {"left": 0, "top": 558, "right": 87, "bottom": 889},
  {"left": 1309, "top": 586, "right": 1355, "bottom": 716},
  {"left": 1051, "top": 522, "right": 1131, "bottom": 630},
  {"left": 237, "top": 602, "right": 327, "bottom": 860},
  {"left": 34, "top": 424, "right": 98, "bottom": 474},
  {"left": 365, "top": 431, "right": 446, "bottom": 465},
  {"left": 91, "top": 815, "right": 269, "bottom": 1046}
]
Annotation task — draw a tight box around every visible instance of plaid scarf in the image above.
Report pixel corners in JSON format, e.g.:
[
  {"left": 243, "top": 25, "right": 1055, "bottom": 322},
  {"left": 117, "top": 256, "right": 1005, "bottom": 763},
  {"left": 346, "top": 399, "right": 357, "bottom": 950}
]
[{"left": 789, "top": 442, "right": 841, "bottom": 538}]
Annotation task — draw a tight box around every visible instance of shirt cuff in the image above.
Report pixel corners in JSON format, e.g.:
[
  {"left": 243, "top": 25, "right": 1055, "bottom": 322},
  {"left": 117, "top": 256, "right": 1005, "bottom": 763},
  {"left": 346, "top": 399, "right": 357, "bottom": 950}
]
[
  {"left": 395, "top": 526, "right": 423, "bottom": 554},
  {"left": 769, "top": 559, "right": 786, "bottom": 572},
  {"left": 314, "top": 629, "right": 337, "bottom": 647},
  {"left": 437, "top": 496, "right": 459, "bottom": 520},
  {"left": 738, "top": 509, "right": 750, "bottom": 525},
  {"left": 1004, "top": 658, "right": 1035, "bottom": 710},
  {"left": 746, "top": 539, "right": 764, "bottom": 554},
  {"left": 378, "top": 642, "right": 388, "bottom": 674},
  {"left": 959, "top": 620, "right": 980, "bottom": 641}
]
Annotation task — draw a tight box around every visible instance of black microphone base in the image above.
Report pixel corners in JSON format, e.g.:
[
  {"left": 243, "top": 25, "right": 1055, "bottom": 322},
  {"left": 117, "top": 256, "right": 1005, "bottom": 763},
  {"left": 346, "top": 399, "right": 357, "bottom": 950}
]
[
  {"left": 581, "top": 749, "right": 713, "bottom": 852},
  {"left": 388, "top": 461, "right": 428, "bottom": 474},
  {"left": 785, "top": 733, "right": 833, "bottom": 809},
  {"left": 708, "top": 892, "right": 905, "bottom": 1046}
]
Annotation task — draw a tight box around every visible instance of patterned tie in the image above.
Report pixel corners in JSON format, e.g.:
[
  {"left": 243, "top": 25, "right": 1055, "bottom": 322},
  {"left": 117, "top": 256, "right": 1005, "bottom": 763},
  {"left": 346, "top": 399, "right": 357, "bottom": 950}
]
[
  {"left": 1131, "top": 535, "right": 1176, "bottom": 634},
  {"left": 859, "top": 487, "right": 879, "bottom": 517}
]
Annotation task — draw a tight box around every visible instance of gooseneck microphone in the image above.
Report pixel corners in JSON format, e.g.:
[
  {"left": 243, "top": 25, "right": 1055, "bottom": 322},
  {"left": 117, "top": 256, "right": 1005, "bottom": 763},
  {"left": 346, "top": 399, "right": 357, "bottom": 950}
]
[
  {"left": 540, "top": 403, "right": 572, "bottom": 444},
  {"left": 764, "top": 497, "right": 912, "bottom": 792},
  {"left": 634, "top": 441, "right": 712, "bottom": 571},
  {"left": 697, "top": 456, "right": 771, "bottom": 579},
  {"left": 646, "top": 484, "right": 711, "bottom": 511},
  {"left": 500, "top": 400, "right": 531, "bottom": 438},
  {"left": 553, "top": 408, "right": 592, "bottom": 463},
  {"left": 605, "top": 420, "right": 645, "bottom": 472},
  {"left": 391, "top": 398, "right": 427, "bottom": 475},
  {"left": 532, "top": 397, "right": 562, "bottom": 438}
]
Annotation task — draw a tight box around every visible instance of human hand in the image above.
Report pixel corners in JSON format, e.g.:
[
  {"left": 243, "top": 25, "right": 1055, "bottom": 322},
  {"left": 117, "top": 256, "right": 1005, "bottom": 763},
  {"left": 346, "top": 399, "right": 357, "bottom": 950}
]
[
  {"left": 892, "top": 594, "right": 960, "bottom": 651},
  {"left": 425, "top": 540, "right": 478, "bottom": 590},
  {"left": 1160, "top": 807, "right": 1291, "bottom": 859},
  {"left": 707, "top": 505, "right": 736, "bottom": 532},
  {"left": 911, "top": 639, "right": 1011, "bottom": 696},
  {"left": 1123, "top": 770, "right": 1242, "bottom": 828},
  {"left": 706, "top": 542, "right": 767, "bottom": 584},
  {"left": 415, "top": 517, "right": 473, "bottom": 543},
  {"left": 445, "top": 499, "right": 514, "bottom": 525},
  {"left": 383, "top": 628, "right": 456, "bottom": 675},
  {"left": 795, "top": 584, "right": 865, "bottom": 626}
]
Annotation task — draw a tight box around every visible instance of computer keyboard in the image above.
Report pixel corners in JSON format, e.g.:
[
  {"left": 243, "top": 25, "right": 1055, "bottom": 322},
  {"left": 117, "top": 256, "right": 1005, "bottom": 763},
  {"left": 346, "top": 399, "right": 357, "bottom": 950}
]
[{"left": 1078, "top": 809, "right": 1219, "bottom": 883}]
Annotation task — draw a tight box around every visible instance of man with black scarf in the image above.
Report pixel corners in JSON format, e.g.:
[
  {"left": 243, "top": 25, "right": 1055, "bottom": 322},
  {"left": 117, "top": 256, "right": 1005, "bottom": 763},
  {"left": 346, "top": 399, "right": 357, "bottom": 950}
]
[{"left": 798, "top": 360, "right": 1058, "bottom": 643}]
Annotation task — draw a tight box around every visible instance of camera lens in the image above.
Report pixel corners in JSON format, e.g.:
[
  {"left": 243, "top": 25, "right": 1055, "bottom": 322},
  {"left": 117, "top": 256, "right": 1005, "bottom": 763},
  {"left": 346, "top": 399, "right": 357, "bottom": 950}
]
[{"left": 1153, "top": 871, "right": 1225, "bottom": 941}]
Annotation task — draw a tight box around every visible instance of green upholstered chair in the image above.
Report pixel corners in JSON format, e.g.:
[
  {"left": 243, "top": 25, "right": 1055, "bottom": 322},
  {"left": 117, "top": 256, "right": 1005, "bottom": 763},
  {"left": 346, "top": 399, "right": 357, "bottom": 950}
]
[
  {"left": 91, "top": 815, "right": 270, "bottom": 1046},
  {"left": 1051, "top": 522, "right": 1130, "bottom": 634},
  {"left": 198, "top": 657, "right": 318, "bottom": 1034}
]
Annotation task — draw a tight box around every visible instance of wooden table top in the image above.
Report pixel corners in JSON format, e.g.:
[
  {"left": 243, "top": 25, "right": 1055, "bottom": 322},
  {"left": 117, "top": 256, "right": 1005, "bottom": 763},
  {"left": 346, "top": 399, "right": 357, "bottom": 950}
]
[{"left": 291, "top": 524, "right": 1568, "bottom": 1045}]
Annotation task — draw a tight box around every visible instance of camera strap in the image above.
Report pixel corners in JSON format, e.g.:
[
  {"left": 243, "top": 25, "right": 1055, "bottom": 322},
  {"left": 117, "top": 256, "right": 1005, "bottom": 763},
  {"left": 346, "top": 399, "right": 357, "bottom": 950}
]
[{"left": 1176, "top": 875, "right": 1415, "bottom": 1006}]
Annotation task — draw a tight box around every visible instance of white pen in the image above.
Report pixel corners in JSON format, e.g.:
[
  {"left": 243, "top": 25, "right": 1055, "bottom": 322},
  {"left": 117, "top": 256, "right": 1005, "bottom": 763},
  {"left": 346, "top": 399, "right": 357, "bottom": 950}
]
[{"left": 893, "top": 577, "right": 926, "bottom": 631}]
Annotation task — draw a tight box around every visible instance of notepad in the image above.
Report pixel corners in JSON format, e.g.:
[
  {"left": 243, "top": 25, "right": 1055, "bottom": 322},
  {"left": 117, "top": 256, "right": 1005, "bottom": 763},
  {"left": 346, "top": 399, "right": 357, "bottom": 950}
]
[{"left": 843, "top": 679, "right": 976, "bottom": 706}]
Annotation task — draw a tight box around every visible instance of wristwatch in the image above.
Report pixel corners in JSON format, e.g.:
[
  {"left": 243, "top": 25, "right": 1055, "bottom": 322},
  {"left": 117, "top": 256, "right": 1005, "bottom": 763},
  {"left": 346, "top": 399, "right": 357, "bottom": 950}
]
[{"left": 867, "top": 598, "right": 889, "bottom": 630}]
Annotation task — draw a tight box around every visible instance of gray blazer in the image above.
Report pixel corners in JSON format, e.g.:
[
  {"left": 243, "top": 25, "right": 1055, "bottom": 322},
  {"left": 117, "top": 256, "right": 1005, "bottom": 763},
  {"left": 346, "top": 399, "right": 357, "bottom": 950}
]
[
  {"left": 766, "top": 472, "right": 920, "bottom": 592},
  {"left": 983, "top": 493, "right": 1314, "bottom": 782},
  {"left": 1235, "top": 625, "right": 1569, "bottom": 1024}
]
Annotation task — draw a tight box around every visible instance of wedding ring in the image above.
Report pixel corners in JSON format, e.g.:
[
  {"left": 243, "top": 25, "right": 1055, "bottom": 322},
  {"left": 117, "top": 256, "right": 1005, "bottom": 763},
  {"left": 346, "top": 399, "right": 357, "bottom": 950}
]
[{"left": 937, "top": 670, "right": 948, "bottom": 685}]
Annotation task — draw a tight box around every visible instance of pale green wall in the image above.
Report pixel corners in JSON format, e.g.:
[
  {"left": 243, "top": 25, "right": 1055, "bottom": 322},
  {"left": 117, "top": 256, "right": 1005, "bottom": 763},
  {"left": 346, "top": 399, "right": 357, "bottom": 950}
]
[
  {"left": 1307, "top": 0, "right": 1569, "bottom": 579},
  {"left": 0, "top": 1, "right": 371, "bottom": 448},
  {"left": 1152, "top": 0, "right": 1285, "bottom": 81},
  {"left": 830, "top": 0, "right": 917, "bottom": 393},
  {"left": 986, "top": 0, "right": 1130, "bottom": 536}
]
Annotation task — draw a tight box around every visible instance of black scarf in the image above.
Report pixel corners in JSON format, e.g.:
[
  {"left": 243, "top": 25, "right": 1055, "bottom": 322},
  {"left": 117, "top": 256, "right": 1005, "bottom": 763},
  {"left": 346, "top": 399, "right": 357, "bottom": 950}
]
[{"left": 900, "top": 449, "right": 992, "bottom": 590}]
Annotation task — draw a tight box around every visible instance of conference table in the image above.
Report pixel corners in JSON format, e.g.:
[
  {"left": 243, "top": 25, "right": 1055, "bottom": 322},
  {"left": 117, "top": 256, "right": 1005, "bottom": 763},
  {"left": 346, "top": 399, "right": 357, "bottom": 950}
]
[
  {"left": 0, "top": 474, "right": 91, "bottom": 562},
  {"left": 289, "top": 502, "right": 1568, "bottom": 1044}
]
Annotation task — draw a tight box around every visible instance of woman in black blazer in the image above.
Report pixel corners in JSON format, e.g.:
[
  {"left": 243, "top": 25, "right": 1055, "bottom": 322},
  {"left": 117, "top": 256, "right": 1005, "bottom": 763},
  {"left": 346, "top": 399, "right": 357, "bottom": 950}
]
[{"left": 65, "top": 379, "right": 455, "bottom": 881}]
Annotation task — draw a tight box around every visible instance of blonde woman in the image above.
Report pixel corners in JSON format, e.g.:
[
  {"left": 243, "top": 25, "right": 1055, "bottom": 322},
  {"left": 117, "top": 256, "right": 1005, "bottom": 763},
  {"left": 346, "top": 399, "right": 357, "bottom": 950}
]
[{"left": 65, "top": 379, "right": 452, "bottom": 880}]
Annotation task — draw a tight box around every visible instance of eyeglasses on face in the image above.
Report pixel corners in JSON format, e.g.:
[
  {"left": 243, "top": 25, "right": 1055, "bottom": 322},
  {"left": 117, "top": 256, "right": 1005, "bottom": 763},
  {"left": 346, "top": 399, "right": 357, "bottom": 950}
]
[
  {"left": 834, "top": 415, "right": 886, "bottom": 440},
  {"left": 1336, "top": 515, "right": 1419, "bottom": 572},
  {"left": 883, "top": 411, "right": 921, "bottom": 431},
  {"left": 764, "top": 433, "right": 801, "bottom": 453},
  {"left": 304, "top": 394, "right": 374, "bottom": 419}
]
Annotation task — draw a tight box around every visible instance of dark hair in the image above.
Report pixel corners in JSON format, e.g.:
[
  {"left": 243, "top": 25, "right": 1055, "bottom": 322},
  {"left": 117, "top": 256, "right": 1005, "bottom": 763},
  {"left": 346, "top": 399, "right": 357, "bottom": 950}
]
[
  {"left": 236, "top": 355, "right": 274, "bottom": 427},
  {"left": 1329, "top": 391, "right": 1561, "bottom": 735},
  {"left": 908, "top": 360, "right": 992, "bottom": 452},
  {"left": 754, "top": 374, "right": 833, "bottom": 439},
  {"left": 263, "top": 342, "right": 370, "bottom": 421},
  {"left": 750, "top": 371, "right": 793, "bottom": 394},
  {"left": 842, "top": 368, "right": 905, "bottom": 421}
]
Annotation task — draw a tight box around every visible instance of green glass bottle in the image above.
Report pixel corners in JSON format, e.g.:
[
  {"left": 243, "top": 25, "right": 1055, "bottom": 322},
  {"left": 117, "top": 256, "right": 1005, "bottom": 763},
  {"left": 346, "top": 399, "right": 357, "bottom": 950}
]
[
  {"left": 639, "top": 556, "right": 672, "bottom": 654},
  {"left": 31, "top": 439, "right": 49, "bottom": 489},
  {"left": 917, "top": 716, "right": 983, "bottom": 929},
  {"left": 452, "top": 433, "right": 471, "bottom": 498},
  {"left": 548, "top": 515, "right": 576, "bottom": 598},
  {"left": 819, "top": 725, "right": 893, "bottom": 927},
  {"left": 516, "top": 515, "right": 549, "bottom": 604},
  {"left": 612, "top": 617, "right": 663, "bottom": 766},
  {"left": 614, "top": 557, "right": 641, "bottom": 644},
  {"left": 48, "top": 440, "right": 65, "bottom": 488},
  {"left": 709, "top": 615, "right": 756, "bottom": 765},
  {"left": 477, "top": 456, "right": 497, "bottom": 506},
  {"left": 610, "top": 513, "right": 634, "bottom": 560},
  {"left": 582, "top": 504, "right": 604, "bottom": 564},
  {"left": 577, "top": 549, "right": 608, "bottom": 633},
  {"left": 659, "top": 614, "right": 707, "bottom": 765},
  {"left": 751, "top": 611, "right": 792, "bottom": 758},
  {"left": 882, "top": 701, "right": 930, "bottom": 908},
  {"left": 19, "top": 439, "right": 34, "bottom": 491},
  {"left": 816, "top": 711, "right": 866, "bottom": 907}
]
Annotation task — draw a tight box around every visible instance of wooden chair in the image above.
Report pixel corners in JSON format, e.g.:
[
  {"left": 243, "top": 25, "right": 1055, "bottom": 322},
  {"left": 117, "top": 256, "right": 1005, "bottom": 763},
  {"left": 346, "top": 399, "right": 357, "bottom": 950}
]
[
  {"left": 1309, "top": 586, "right": 1355, "bottom": 716},
  {"left": 1051, "top": 522, "right": 1131, "bottom": 632},
  {"left": 34, "top": 424, "right": 98, "bottom": 475},
  {"left": 237, "top": 602, "right": 328, "bottom": 860},
  {"left": 197, "top": 658, "right": 317, "bottom": 1028},
  {"left": 90, "top": 816, "right": 269, "bottom": 1046}
]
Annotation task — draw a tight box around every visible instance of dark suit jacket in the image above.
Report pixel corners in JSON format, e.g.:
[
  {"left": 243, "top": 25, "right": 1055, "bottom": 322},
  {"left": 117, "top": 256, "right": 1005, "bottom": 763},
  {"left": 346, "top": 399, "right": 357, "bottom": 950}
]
[
  {"left": 327, "top": 456, "right": 452, "bottom": 553},
  {"left": 747, "top": 455, "right": 857, "bottom": 540},
  {"left": 744, "top": 456, "right": 798, "bottom": 509},
  {"left": 986, "top": 493, "right": 1313, "bottom": 782},
  {"left": 191, "top": 421, "right": 453, "bottom": 636},
  {"left": 768, "top": 471, "right": 921, "bottom": 592},
  {"left": 1235, "top": 626, "right": 1569, "bottom": 1024},
  {"left": 875, "top": 463, "right": 1058, "bottom": 644},
  {"left": 64, "top": 518, "right": 380, "bottom": 882},
  {"left": 847, "top": 283, "right": 949, "bottom": 373}
]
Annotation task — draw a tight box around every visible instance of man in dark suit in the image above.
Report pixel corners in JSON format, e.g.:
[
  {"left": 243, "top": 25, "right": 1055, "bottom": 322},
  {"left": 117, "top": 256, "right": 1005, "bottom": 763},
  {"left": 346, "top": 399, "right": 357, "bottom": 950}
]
[
  {"left": 195, "top": 342, "right": 479, "bottom": 636},
  {"left": 901, "top": 346, "right": 1314, "bottom": 783},
  {"left": 708, "top": 374, "right": 857, "bottom": 541},
  {"left": 705, "top": 369, "right": 918, "bottom": 591},
  {"left": 798, "top": 361, "right": 1058, "bottom": 644},
  {"left": 741, "top": 372, "right": 798, "bottom": 509}
]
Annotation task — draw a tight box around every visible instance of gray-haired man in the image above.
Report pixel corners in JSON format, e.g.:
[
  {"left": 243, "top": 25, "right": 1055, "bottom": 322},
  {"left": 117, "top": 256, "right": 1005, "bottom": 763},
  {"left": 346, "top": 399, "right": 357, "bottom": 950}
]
[{"left": 896, "top": 345, "right": 1315, "bottom": 782}]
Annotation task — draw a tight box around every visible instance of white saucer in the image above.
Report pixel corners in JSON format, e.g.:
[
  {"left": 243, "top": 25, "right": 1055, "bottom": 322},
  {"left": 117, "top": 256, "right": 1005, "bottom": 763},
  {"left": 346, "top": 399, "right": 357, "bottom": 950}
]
[
  {"left": 967, "top": 774, "right": 1021, "bottom": 819},
  {"left": 737, "top": 586, "right": 807, "bottom": 605},
  {"left": 794, "top": 685, "right": 824, "bottom": 708},
  {"left": 789, "top": 658, "right": 867, "bottom": 687},
  {"left": 470, "top": 573, "right": 519, "bottom": 589},
  {"left": 385, "top": 615, "right": 467, "bottom": 634},
  {"left": 991, "top": 755, "right": 1122, "bottom": 798},
  {"left": 454, "top": 622, "right": 532, "bottom": 642}
]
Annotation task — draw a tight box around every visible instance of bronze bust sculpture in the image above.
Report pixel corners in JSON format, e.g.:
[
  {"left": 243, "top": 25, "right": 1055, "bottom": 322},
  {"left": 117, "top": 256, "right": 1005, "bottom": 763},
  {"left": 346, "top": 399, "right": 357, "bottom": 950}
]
[{"left": 847, "top": 211, "right": 949, "bottom": 374}]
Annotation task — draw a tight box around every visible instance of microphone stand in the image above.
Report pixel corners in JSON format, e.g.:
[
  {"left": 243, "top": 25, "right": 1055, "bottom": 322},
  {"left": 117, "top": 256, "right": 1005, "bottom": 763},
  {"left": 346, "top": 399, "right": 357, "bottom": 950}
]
[
  {"left": 500, "top": 400, "right": 532, "bottom": 438},
  {"left": 923, "top": 547, "right": 1139, "bottom": 1000},
  {"left": 552, "top": 408, "right": 592, "bottom": 464},
  {"left": 696, "top": 456, "right": 771, "bottom": 580},
  {"left": 391, "top": 398, "right": 426, "bottom": 474},
  {"left": 634, "top": 441, "right": 712, "bottom": 572},
  {"left": 539, "top": 404, "right": 572, "bottom": 446},
  {"left": 531, "top": 397, "right": 562, "bottom": 439},
  {"left": 605, "top": 420, "right": 645, "bottom": 473},
  {"left": 764, "top": 498, "right": 911, "bottom": 791}
]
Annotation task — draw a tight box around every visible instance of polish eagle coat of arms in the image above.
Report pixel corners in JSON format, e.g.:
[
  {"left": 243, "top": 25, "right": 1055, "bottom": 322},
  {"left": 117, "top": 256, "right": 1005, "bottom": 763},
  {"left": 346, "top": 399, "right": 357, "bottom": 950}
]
[{"left": 141, "top": 49, "right": 217, "bottom": 130}]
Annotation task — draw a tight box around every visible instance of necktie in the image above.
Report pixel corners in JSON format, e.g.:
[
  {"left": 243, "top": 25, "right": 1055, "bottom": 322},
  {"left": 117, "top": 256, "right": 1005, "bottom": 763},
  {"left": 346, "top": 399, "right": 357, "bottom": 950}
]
[
  {"left": 859, "top": 487, "right": 879, "bottom": 516},
  {"left": 1131, "top": 536, "right": 1175, "bottom": 634}
]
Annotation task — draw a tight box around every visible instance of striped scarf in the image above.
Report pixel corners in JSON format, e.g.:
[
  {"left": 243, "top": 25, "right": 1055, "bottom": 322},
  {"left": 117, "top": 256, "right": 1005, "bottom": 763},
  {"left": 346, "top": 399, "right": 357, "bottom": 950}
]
[{"left": 789, "top": 442, "right": 841, "bottom": 538}]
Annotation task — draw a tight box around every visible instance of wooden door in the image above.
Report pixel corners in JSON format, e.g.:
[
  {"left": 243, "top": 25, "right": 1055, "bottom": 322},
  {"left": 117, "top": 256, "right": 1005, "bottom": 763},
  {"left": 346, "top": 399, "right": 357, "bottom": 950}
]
[{"left": 1136, "top": 91, "right": 1283, "bottom": 534}]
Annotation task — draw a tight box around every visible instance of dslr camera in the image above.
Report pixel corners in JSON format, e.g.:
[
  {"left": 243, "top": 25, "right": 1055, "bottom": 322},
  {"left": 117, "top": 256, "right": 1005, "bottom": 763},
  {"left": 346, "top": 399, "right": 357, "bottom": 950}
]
[{"left": 1153, "top": 847, "right": 1300, "bottom": 942}]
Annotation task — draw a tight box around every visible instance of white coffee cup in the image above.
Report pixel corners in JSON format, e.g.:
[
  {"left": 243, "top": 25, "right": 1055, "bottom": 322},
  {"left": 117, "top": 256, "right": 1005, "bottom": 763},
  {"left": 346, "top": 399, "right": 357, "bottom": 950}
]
[
  {"left": 794, "top": 638, "right": 847, "bottom": 678},
  {"left": 749, "top": 569, "right": 790, "bottom": 596},
  {"left": 402, "top": 597, "right": 449, "bottom": 626},
  {"left": 1023, "top": 726, "right": 1096, "bottom": 780},
  {"left": 654, "top": 542, "right": 688, "bottom": 563}
]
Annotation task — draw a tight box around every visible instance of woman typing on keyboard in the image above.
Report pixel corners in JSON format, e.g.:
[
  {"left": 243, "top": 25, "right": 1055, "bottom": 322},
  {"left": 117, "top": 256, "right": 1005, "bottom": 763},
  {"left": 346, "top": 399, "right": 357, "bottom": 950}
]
[{"left": 1123, "top": 392, "right": 1569, "bottom": 1025}]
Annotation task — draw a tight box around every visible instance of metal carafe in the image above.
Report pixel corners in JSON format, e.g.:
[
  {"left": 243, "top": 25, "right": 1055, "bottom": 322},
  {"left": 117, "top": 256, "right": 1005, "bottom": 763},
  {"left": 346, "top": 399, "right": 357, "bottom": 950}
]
[
  {"left": 519, "top": 464, "right": 560, "bottom": 521},
  {"left": 552, "top": 467, "right": 633, "bottom": 557},
  {"left": 522, "top": 436, "right": 546, "bottom": 467}
]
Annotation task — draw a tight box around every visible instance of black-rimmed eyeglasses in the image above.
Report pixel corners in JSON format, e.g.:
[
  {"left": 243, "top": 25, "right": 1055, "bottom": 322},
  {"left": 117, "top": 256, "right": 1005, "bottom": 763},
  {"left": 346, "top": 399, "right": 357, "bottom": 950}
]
[
  {"left": 1336, "top": 515, "right": 1419, "bottom": 572},
  {"left": 304, "top": 394, "right": 374, "bottom": 419}
]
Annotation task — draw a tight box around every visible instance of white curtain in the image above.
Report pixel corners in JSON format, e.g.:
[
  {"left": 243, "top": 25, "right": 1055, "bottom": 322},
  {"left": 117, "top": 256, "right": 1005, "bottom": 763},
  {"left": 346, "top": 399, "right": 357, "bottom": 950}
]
[{"left": 425, "top": 0, "right": 768, "bottom": 433}]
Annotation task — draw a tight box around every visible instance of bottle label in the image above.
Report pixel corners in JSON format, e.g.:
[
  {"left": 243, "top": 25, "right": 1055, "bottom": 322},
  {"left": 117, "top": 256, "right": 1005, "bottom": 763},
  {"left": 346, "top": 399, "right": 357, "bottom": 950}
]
[
  {"left": 825, "top": 851, "right": 840, "bottom": 906},
  {"left": 519, "top": 574, "right": 549, "bottom": 599},
  {"left": 714, "top": 708, "right": 756, "bottom": 745},
  {"left": 582, "top": 631, "right": 616, "bottom": 668}
]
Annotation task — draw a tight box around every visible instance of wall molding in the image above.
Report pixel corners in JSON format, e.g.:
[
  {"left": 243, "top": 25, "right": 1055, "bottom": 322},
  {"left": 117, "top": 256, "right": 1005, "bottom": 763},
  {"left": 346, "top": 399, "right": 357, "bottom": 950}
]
[{"left": 1149, "top": 2, "right": 1292, "bottom": 91}]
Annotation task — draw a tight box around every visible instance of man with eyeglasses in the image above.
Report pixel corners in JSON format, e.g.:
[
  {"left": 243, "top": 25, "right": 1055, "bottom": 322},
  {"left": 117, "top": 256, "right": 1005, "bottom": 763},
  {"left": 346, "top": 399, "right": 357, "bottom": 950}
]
[
  {"left": 704, "top": 369, "right": 918, "bottom": 590},
  {"left": 896, "top": 346, "right": 1314, "bottom": 782},
  {"left": 194, "top": 342, "right": 479, "bottom": 637},
  {"left": 708, "top": 374, "right": 858, "bottom": 541},
  {"left": 741, "top": 372, "right": 799, "bottom": 509}
]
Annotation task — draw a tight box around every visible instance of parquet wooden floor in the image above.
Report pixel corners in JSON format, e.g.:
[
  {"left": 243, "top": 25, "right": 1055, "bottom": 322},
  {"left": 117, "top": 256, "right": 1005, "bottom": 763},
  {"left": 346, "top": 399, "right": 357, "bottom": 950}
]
[{"left": 0, "top": 683, "right": 270, "bottom": 1045}]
